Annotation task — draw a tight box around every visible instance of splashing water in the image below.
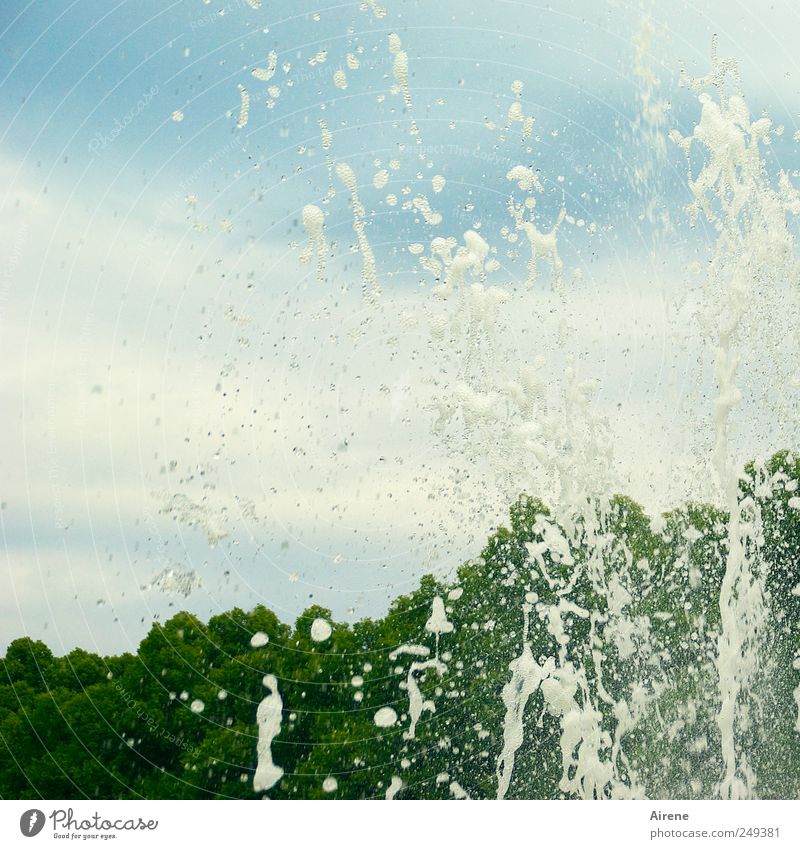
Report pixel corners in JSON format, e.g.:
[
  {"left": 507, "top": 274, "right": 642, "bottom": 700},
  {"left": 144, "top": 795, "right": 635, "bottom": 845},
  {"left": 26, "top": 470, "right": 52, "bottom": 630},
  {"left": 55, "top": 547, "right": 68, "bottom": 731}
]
[
  {"left": 254, "top": 674, "right": 284, "bottom": 793},
  {"left": 168, "top": 2, "right": 800, "bottom": 800}
]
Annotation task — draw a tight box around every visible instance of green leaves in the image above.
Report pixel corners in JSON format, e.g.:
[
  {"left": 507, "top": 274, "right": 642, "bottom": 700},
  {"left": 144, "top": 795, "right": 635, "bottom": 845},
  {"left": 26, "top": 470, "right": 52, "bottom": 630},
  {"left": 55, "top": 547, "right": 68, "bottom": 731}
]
[{"left": 1, "top": 452, "right": 798, "bottom": 798}]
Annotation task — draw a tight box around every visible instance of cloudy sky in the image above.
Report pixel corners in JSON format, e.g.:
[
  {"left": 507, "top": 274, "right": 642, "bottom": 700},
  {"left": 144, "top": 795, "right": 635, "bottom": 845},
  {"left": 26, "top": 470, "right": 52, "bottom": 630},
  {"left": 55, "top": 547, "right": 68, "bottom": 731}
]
[{"left": 2, "top": 0, "right": 800, "bottom": 654}]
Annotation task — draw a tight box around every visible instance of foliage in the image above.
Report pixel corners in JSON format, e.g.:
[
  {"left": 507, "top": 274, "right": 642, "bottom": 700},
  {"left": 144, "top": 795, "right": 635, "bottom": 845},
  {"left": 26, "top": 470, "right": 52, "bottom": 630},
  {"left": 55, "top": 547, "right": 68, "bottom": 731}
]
[{"left": 1, "top": 453, "right": 798, "bottom": 799}]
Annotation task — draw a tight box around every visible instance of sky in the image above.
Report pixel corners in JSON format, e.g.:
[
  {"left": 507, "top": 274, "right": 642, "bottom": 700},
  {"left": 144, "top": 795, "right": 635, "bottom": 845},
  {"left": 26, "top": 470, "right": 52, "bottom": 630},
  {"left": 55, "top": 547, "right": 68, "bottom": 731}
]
[{"left": 2, "top": 0, "right": 800, "bottom": 655}]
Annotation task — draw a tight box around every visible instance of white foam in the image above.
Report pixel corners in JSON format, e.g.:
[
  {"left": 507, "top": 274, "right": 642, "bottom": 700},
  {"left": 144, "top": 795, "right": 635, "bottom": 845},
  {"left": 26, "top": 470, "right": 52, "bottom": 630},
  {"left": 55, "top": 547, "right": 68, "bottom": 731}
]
[
  {"left": 252, "top": 51, "right": 278, "bottom": 81},
  {"left": 385, "top": 776, "right": 403, "bottom": 799},
  {"left": 254, "top": 675, "right": 284, "bottom": 793},
  {"left": 425, "top": 596, "right": 453, "bottom": 637},
  {"left": 336, "top": 162, "right": 379, "bottom": 301},
  {"left": 310, "top": 617, "right": 332, "bottom": 642},
  {"left": 299, "top": 204, "right": 328, "bottom": 278},
  {"left": 373, "top": 706, "right": 398, "bottom": 728},
  {"left": 403, "top": 658, "right": 446, "bottom": 739},
  {"left": 236, "top": 84, "right": 249, "bottom": 129},
  {"left": 496, "top": 606, "right": 553, "bottom": 799}
]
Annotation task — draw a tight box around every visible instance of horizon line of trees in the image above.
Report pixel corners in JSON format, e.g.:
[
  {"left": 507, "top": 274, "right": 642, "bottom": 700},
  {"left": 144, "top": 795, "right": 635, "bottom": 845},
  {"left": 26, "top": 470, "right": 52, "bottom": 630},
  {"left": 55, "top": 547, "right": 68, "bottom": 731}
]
[{"left": 1, "top": 451, "right": 798, "bottom": 800}]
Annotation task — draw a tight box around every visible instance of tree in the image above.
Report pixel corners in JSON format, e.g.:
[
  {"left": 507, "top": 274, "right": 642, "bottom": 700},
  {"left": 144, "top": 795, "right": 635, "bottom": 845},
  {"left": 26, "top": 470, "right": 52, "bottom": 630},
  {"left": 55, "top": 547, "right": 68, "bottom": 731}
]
[{"left": 2, "top": 452, "right": 798, "bottom": 799}]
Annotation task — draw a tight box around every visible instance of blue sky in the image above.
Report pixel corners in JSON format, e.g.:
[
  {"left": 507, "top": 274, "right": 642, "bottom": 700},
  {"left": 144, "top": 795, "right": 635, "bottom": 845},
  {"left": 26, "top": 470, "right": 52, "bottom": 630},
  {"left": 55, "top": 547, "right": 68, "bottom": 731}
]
[{"left": 2, "top": 0, "right": 800, "bottom": 654}]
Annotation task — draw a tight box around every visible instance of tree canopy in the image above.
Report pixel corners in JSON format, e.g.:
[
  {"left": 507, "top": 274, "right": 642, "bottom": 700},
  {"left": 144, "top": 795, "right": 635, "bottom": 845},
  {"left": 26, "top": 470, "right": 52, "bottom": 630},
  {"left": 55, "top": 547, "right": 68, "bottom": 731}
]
[{"left": 2, "top": 452, "right": 798, "bottom": 799}]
